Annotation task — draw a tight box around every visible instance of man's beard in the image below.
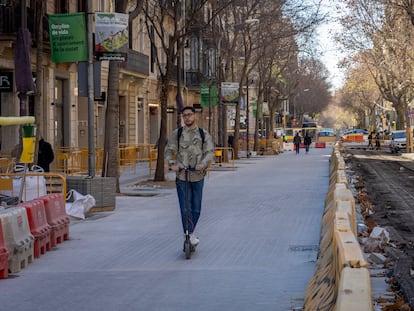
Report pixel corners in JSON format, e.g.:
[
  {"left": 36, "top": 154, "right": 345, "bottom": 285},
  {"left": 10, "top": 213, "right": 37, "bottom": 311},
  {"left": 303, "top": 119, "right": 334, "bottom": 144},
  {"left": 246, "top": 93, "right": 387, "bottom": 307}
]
[{"left": 185, "top": 120, "right": 194, "bottom": 127}]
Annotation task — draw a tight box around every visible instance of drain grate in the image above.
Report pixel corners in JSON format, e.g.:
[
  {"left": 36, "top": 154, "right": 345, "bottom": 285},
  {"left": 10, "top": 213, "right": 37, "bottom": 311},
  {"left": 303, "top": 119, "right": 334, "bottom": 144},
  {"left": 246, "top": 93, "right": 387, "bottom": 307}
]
[{"left": 288, "top": 245, "right": 319, "bottom": 252}]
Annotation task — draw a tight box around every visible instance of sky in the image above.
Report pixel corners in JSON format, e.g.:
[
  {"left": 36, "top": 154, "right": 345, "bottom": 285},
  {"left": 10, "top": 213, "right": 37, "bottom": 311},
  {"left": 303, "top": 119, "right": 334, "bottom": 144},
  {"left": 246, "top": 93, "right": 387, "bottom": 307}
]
[{"left": 316, "top": 0, "right": 346, "bottom": 90}]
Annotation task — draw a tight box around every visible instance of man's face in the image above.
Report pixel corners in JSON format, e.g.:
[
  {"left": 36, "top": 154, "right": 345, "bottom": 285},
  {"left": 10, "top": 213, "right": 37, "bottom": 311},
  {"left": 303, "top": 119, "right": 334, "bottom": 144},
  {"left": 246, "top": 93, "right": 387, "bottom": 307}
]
[{"left": 182, "top": 110, "right": 195, "bottom": 126}]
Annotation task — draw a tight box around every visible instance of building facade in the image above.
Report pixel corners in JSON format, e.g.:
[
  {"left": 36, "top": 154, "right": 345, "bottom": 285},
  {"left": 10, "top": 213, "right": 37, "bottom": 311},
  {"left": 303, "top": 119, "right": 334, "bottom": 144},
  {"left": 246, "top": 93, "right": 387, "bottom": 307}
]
[{"left": 0, "top": 0, "right": 218, "bottom": 159}]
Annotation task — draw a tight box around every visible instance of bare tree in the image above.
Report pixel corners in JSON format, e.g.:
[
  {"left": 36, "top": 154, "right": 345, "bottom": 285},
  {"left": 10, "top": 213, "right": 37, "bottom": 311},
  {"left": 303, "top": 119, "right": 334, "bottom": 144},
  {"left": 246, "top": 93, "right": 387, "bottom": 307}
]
[
  {"left": 142, "top": 0, "right": 231, "bottom": 181},
  {"left": 338, "top": 0, "right": 414, "bottom": 129},
  {"left": 102, "top": 0, "right": 143, "bottom": 191},
  {"left": 294, "top": 58, "right": 332, "bottom": 123},
  {"left": 339, "top": 60, "right": 382, "bottom": 129}
]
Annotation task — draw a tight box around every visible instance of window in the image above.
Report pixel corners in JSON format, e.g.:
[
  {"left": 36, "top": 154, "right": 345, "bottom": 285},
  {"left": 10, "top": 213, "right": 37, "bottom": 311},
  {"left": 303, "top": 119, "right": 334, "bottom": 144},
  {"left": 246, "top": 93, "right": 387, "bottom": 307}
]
[
  {"left": 55, "top": 0, "right": 68, "bottom": 13},
  {"left": 77, "top": 1, "right": 87, "bottom": 12},
  {"left": 190, "top": 37, "right": 199, "bottom": 70}
]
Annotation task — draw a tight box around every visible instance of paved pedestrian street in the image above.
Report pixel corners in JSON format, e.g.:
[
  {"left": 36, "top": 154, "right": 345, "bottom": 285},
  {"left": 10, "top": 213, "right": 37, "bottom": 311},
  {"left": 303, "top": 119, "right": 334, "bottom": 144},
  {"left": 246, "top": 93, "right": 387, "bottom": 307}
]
[{"left": 1, "top": 148, "right": 331, "bottom": 311}]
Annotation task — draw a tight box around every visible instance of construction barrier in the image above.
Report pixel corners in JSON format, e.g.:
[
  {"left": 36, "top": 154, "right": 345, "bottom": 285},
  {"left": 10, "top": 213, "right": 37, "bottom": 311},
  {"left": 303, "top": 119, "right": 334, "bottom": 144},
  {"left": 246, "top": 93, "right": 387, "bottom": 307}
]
[
  {"left": 0, "top": 172, "right": 66, "bottom": 203},
  {"left": 39, "top": 193, "right": 70, "bottom": 248},
  {"left": 303, "top": 143, "right": 372, "bottom": 310},
  {"left": 0, "top": 207, "right": 34, "bottom": 273},
  {"left": 0, "top": 220, "right": 9, "bottom": 278},
  {"left": 19, "top": 200, "right": 51, "bottom": 258},
  {"left": 211, "top": 147, "right": 235, "bottom": 170}
]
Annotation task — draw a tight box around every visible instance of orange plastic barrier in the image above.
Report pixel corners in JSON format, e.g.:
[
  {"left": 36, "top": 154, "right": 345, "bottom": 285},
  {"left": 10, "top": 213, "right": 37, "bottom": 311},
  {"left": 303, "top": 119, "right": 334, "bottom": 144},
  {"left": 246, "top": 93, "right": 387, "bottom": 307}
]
[
  {"left": 39, "top": 194, "right": 70, "bottom": 247},
  {"left": 0, "top": 220, "right": 9, "bottom": 278},
  {"left": 19, "top": 200, "right": 51, "bottom": 258},
  {"left": 315, "top": 142, "right": 326, "bottom": 148},
  {"left": 0, "top": 207, "right": 34, "bottom": 273}
]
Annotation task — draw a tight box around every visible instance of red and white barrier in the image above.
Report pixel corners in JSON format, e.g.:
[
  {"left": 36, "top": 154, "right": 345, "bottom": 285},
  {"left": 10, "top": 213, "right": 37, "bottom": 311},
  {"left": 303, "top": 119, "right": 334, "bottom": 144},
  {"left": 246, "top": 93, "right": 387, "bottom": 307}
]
[
  {"left": 39, "top": 193, "right": 70, "bottom": 247},
  {"left": 0, "top": 207, "right": 34, "bottom": 273},
  {"left": 19, "top": 200, "right": 51, "bottom": 258}
]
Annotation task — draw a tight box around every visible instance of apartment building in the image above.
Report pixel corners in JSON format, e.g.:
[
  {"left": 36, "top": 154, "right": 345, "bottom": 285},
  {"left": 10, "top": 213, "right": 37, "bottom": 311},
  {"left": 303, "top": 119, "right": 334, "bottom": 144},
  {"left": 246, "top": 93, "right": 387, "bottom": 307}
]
[{"left": 0, "top": 0, "right": 219, "bottom": 158}]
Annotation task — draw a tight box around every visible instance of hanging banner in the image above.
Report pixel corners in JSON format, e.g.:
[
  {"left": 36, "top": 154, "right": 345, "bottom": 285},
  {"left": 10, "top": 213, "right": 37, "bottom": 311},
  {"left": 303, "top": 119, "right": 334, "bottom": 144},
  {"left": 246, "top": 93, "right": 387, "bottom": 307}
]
[
  {"left": 221, "top": 82, "right": 239, "bottom": 105},
  {"left": 49, "top": 13, "right": 87, "bottom": 63},
  {"left": 200, "top": 84, "right": 218, "bottom": 107},
  {"left": 95, "top": 12, "right": 129, "bottom": 61}
]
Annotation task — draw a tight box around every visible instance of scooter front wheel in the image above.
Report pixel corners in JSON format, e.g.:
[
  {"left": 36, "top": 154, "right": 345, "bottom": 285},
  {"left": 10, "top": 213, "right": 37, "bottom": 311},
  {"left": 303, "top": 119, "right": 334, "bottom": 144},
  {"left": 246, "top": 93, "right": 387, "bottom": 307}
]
[{"left": 184, "top": 240, "right": 191, "bottom": 259}]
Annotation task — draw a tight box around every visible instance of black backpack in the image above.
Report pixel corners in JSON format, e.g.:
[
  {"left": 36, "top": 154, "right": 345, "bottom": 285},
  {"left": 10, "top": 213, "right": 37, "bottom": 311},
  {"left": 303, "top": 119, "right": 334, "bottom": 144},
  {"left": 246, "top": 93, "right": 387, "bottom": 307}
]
[{"left": 177, "top": 126, "right": 205, "bottom": 150}]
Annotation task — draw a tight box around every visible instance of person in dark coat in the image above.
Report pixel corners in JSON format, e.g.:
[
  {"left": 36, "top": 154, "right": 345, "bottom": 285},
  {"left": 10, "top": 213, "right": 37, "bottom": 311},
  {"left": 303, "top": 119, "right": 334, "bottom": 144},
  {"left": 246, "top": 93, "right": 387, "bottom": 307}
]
[
  {"left": 304, "top": 133, "right": 312, "bottom": 153},
  {"left": 293, "top": 132, "right": 301, "bottom": 154},
  {"left": 38, "top": 137, "right": 54, "bottom": 172}
]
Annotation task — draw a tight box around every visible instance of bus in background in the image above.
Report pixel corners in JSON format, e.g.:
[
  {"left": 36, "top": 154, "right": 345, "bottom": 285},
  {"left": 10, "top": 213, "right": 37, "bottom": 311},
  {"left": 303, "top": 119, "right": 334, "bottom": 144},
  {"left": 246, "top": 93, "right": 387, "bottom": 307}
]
[{"left": 302, "top": 121, "right": 318, "bottom": 139}]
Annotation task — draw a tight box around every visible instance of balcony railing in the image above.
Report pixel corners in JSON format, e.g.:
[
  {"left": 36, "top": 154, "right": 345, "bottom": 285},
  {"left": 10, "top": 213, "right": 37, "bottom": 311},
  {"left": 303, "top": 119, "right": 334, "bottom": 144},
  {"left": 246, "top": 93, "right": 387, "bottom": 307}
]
[
  {"left": 0, "top": 5, "right": 19, "bottom": 34},
  {"left": 185, "top": 70, "right": 202, "bottom": 86},
  {"left": 0, "top": 4, "right": 49, "bottom": 44},
  {"left": 120, "top": 48, "right": 149, "bottom": 76}
]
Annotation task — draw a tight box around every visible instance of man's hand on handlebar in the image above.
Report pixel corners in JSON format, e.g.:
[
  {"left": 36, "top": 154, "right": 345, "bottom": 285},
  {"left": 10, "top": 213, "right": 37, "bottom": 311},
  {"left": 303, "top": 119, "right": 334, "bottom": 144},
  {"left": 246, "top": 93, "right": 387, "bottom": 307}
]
[{"left": 169, "top": 164, "right": 179, "bottom": 172}]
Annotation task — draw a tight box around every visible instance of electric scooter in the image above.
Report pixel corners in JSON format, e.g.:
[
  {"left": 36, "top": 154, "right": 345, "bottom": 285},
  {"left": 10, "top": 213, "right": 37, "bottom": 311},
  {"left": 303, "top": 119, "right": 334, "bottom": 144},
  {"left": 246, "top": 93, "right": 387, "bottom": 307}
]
[{"left": 182, "top": 167, "right": 196, "bottom": 259}]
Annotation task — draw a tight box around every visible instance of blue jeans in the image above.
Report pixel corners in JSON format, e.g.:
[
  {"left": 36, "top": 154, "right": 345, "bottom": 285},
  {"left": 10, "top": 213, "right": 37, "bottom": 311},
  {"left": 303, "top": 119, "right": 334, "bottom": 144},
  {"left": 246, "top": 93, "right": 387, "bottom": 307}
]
[{"left": 176, "top": 178, "right": 204, "bottom": 234}]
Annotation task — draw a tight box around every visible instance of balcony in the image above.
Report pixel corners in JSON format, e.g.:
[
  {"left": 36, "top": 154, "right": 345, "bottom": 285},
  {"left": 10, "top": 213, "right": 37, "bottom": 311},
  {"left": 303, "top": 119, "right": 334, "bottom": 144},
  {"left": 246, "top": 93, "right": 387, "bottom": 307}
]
[
  {"left": 0, "top": 5, "right": 48, "bottom": 45},
  {"left": 120, "top": 48, "right": 149, "bottom": 76},
  {"left": 185, "top": 70, "right": 202, "bottom": 86},
  {"left": 0, "top": 5, "right": 19, "bottom": 35}
]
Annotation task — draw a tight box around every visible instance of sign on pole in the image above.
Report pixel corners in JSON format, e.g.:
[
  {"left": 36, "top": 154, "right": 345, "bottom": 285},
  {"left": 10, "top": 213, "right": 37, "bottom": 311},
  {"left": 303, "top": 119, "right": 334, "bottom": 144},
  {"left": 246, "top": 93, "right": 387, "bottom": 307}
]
[
  {"left": 95, "top": 12, "right": 129, "bottom": 61},
  {"left": 49, "top": 13, "right": 87, "bottom": 63},
  {"left": 221, "top": 82, "right": 239, "bottom": 105}
]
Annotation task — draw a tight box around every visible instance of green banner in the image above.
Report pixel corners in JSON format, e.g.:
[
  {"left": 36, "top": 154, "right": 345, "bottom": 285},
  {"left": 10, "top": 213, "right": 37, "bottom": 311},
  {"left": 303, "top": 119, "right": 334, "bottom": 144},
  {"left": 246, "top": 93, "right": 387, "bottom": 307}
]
[
  {"left": 200, "top": 84, "right": 218, "bottom": 107},
  {"left": 251, "top": 102, "right": 263, "bottom": 118},
  {"left": 49, "top": 13, "right": 87, "bottom": 63}
]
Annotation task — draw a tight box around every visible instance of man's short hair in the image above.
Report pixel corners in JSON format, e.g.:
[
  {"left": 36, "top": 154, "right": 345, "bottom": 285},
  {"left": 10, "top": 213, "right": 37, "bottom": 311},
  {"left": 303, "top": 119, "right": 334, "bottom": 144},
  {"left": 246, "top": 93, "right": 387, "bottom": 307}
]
[{"left": 181, "top": 106, "right": 195, "bottom": 113}]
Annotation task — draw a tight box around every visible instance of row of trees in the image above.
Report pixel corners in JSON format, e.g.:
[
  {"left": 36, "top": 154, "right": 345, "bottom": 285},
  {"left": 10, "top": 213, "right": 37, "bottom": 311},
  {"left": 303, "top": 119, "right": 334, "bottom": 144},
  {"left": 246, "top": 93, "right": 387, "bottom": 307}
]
[
  {"left": 103, "top": 0, "right": 331, "bottom": 183},
  {"left": 336, "top": 0, "right": 414, "bottom": 131}
]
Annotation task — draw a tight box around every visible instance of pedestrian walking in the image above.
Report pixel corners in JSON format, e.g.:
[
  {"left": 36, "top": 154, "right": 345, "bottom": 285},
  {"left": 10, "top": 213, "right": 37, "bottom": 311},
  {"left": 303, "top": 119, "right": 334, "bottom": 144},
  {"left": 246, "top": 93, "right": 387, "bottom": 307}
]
[
  {"left": 293, "top": 132, "right": 301, "bottom": 154},
  {"left": 304, "top": 132, "right": 312, "bottom": 153},
  {"left": 165, "top": 106, "right": 215, "bottom": 248},
  {"left": 375, "top": 132, "right": 381, "bottom": 150},
  {"left": 38, "top": 136, "right": 54, "bottom": 172},
  {"left": 368, "top": 132, "right": 374, "bottom": 150}
]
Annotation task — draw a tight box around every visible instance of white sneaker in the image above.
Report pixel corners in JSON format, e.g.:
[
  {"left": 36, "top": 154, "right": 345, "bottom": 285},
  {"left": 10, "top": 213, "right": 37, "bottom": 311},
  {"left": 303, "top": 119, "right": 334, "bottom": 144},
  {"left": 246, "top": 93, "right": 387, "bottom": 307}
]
[{"left": 190, "top": 234, "right": 199, "bottom": 246}]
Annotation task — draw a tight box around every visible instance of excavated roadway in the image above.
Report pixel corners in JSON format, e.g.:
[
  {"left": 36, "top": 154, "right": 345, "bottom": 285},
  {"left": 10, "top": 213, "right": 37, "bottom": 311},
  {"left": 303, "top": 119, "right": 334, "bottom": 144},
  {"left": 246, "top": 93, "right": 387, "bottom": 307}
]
[{"left": 344, "top": 148, "right": 414, "bottom": 306}]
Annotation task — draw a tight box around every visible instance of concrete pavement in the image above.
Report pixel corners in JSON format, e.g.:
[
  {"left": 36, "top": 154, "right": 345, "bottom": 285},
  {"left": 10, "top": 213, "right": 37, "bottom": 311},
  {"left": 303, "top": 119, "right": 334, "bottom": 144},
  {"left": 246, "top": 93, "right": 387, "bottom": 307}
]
[{"left": 1, "top": 147, "right": 332, "bottom": 311}]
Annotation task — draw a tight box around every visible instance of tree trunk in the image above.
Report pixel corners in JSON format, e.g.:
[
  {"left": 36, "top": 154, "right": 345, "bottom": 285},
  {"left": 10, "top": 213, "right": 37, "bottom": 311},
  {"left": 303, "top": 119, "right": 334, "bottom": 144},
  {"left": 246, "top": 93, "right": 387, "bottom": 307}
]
[
  {"left": 102, "top": 61, "right": 120, "bottom": 192},
  {"left": 154, "top": 77, "right": 169, "bottom": 181}
]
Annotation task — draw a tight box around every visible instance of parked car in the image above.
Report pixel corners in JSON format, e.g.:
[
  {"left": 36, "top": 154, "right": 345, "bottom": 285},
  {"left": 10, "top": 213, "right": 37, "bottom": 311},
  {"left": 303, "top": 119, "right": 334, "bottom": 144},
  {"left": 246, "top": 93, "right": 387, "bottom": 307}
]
[
  {"left": 389, "top": 130, "right": 407, "bottom": 153},
  {"left": 343, "top": 129, "right": 369, "bottom": 135}
]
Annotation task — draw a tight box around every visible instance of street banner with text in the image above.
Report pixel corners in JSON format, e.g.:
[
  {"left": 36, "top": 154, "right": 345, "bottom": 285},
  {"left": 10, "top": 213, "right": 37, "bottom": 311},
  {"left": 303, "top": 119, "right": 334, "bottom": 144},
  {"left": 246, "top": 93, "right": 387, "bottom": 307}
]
[
  {"left": 49, "top": 13, "right": 87, "bottom": 63},
  {"left": 200, "top": 84, "right": 218, "bottom": 107}
]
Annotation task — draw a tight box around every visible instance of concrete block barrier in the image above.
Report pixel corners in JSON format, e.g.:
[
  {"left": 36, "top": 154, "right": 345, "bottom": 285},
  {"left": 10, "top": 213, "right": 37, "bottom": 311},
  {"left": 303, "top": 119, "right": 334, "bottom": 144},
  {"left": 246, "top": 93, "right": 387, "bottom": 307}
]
[
  {"left": 304, "top": 147, "right": 372, "bottom": 310},
  {"left": 18, "top": 200, "right": 51, "bottom": 258},
  {"left": 330, "top": 169, "right": 348, "bottom": 185},
  {"left": 303, "top": 233, "right": 338, "bottom": 310},
  {"left": 0, "top": 207, "right": 34, "bottom": 273},
  {"left": 0, "top": 219, "right": 9, "bottom": 278},
  {"left": 334, "top": 228, "right": 366, "bottom": 269},
  {"left": 39, "top": 193, "right": 70, "bottom": 247},
  {"left": 335, "top": 267, "right": 373, "bottom": 310}
]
